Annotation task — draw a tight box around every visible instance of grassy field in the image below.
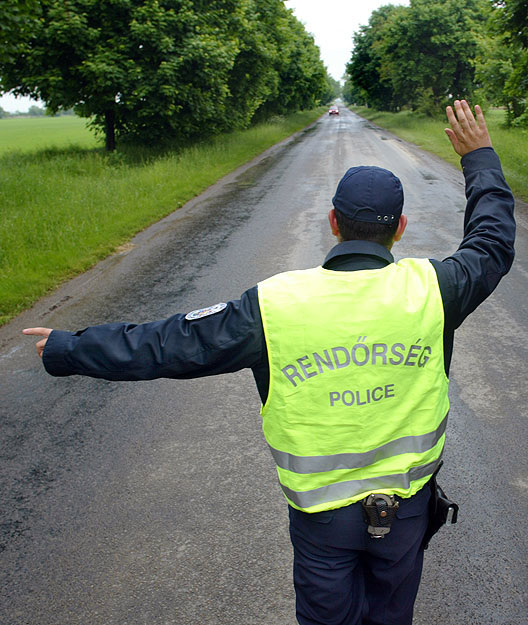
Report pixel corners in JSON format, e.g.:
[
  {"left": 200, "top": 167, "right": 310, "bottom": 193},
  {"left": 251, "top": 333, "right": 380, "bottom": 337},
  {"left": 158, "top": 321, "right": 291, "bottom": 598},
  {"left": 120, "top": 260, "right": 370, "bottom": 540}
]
[
  {"left": 349, "top": 106, "right": 528, "bottom": 202},
  {"left": 0, "top": 115, "right": 100, "bottom": 153},
  {"left": 0, "top": 109, "right": 325, "bottom": 325}
]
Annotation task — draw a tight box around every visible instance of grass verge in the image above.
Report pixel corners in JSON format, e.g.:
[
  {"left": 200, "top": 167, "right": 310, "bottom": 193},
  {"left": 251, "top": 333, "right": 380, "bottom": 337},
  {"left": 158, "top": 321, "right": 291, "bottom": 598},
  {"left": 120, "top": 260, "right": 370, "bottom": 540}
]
[
  {"left": 349, "top": 106, "right": 528, "bottom": 202},
  {"left": 0, "top": 108, "right": 325, "bottom": 325}
]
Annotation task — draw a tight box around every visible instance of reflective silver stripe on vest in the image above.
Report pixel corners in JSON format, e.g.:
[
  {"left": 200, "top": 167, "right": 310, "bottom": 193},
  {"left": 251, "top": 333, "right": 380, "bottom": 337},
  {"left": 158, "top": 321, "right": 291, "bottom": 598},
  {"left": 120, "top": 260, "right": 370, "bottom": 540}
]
[
  {"left": 269, "top": 414, "right": 447, "bottom": 474},
  {"left": 280, "top": 457, "right": 442, "bottom": 509}
]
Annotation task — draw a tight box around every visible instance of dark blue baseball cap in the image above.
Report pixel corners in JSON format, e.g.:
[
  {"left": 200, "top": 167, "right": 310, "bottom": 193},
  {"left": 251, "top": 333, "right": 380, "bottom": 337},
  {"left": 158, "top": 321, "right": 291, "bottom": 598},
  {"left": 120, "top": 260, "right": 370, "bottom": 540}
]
[{"left": 332, "top": 166, "right": 404, "bottom": 224}]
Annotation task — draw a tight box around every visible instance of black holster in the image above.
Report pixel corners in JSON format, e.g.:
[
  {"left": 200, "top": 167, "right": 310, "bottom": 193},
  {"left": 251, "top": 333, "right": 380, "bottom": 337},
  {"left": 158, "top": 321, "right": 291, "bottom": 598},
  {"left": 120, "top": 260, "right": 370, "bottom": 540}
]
[
  {"left": 422, "top": 461, "right": 459, "bottom": 549},
  {"left": 362, "top": 493, "right": 400, "bottom": 538}
]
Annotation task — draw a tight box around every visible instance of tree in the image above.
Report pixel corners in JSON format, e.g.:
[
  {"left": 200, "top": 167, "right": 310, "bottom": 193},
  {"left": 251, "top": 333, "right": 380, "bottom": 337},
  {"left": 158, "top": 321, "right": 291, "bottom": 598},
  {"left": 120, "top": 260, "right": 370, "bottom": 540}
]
[
  {"left": 275, "top": 15, "right": 328, "bottom": 112},
  {"left": 487, "top": 0, "right": 528, "bottom": 126},
  {"left": 321, "top": 75, "right": 342, "bottom": 104},
  {"left": 493, "top": 0, "right": 528, "bottom": 47},
  {"left": 1, "top": 0, "right": 329, "bottom": 149},
  {"left": 221, "top": 1, "right": 279, "bottom": 130},
  {"left": 28, "top": 104, "right": 45, "bottom": 116},
  {"left": 375, "top": 0, "right": 489, "bottom": 113},
  {"left": 250, "top": 0, "right": 329, "bottom": 120},
  {"left": 346, "top": 5, "right": 404, "bottom": 111},
  {"left": 346, "top": 0, "right": 491, "bottom": 115},
  {"left": 1, "top": 0, "right": 248, "bottom": 150},
  {"left": 0, "top": 0, "right": 40, "bottom": 65},
  {"left": 342, "top": 79, "right": 367, "bottom": 106}
]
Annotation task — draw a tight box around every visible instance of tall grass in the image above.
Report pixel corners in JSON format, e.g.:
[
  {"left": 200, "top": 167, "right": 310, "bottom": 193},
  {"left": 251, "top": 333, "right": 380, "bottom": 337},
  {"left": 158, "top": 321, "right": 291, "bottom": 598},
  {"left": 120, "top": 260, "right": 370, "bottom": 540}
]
[
  {"left": 350, "top": 106, "right": 528, "bottom": 202},
  {"left": 0, "top": 109, "right": 325, "bottom": 325}
]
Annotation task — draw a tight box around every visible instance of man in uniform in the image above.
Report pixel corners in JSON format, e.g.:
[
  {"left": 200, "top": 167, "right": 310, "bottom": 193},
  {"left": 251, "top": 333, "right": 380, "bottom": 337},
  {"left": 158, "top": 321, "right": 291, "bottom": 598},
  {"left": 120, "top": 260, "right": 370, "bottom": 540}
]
[{"left": 24, "top": 101, "right": 515, "bottom": 625}]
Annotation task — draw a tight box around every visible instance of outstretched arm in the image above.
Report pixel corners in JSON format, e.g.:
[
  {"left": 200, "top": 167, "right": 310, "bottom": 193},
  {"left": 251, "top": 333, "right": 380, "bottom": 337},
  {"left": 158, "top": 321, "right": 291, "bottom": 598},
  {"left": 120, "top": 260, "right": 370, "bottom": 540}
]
[{"left": 22, "top": 289, "right": 265, "bottom": 383}]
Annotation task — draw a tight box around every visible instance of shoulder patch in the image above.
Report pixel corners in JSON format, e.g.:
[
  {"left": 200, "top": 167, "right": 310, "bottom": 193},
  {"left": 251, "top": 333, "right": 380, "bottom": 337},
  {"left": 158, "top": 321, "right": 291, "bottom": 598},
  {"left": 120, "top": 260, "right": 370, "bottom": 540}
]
[{"left": 185, "top": 302, "right": 227, "bottom": 321}]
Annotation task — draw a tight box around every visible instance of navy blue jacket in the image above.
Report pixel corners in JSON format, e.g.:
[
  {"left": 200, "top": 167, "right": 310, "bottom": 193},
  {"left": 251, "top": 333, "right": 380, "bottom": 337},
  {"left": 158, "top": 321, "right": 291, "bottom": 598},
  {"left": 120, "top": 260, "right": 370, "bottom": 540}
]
[{"left": 43, "top": 148, "right": 516, "bottom": 403}]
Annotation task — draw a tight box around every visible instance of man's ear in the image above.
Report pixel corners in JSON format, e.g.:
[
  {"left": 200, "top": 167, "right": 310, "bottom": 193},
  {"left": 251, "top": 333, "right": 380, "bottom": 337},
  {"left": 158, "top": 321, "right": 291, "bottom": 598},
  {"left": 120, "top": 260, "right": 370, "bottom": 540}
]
[
  {"left": 393, "top": 214, "right": 407, "bottom": 242},
  {"left": 328, "top": 208, "right": 340, "bottom": 237}
]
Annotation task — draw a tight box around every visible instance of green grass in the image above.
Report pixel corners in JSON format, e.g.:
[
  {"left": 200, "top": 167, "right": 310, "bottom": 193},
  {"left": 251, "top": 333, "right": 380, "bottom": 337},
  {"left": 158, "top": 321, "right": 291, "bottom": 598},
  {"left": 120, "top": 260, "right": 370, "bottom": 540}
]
[
  {"left": 0, "top": 108, "right": 325, "bottom": 325},
  {"left": 349, "top": 106, "right": 528, "bottom": 202},
  {"left": 0, "top": 115, "right": 100, "bottom": 153}
]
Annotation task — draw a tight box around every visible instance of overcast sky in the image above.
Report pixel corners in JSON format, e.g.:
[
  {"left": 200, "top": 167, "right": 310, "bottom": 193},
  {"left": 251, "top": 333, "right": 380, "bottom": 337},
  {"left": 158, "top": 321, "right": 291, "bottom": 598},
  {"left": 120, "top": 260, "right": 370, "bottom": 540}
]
[
  {"left": 0, "top": 0, "right": 408, "bottom": 112},
  {"left": 285, "top": 0, "right": 409, "bottom": 81}
]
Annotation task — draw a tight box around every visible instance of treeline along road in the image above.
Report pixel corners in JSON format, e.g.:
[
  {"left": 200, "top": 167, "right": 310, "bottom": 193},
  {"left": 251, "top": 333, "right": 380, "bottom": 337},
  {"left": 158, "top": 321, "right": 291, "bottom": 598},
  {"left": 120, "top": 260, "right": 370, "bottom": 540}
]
[
  {"left": 1, "top": 108, "right": 527, "bottom": 624},
  {"left": 1, "top": 0, "right": 337, "bottom": 150}
]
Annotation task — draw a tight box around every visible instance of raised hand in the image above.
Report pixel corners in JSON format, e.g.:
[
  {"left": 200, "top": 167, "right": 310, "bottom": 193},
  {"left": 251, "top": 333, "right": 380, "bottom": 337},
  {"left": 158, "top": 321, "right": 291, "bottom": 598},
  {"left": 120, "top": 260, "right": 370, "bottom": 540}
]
[{"left": 445, "top": 100, "right": 492, "bottom": 157}]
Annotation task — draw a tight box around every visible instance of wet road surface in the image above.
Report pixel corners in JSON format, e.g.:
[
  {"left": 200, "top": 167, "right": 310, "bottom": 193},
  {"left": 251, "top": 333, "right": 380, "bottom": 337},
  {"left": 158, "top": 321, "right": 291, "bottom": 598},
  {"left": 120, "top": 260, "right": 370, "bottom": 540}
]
[{"left": 1, "top": 108, "right": 527, "bottom": 624}]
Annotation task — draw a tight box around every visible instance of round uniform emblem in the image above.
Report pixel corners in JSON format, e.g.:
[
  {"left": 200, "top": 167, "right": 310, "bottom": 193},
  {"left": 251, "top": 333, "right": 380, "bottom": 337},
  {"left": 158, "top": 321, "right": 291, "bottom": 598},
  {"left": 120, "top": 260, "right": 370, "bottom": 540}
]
[{"left": 185, "top": 302, "right": 227, "bottom": 321}]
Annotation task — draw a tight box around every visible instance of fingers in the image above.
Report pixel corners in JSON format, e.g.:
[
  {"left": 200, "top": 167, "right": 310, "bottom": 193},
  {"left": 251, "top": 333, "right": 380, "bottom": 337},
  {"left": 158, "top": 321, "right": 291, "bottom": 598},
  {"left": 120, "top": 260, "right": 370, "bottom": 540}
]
[
  {"left": 445, "top": 104, "right": 464, "bottom": 155},
  {"left": 446, "top": 104, "right": 459, "bottom": 129},
  {"left": 22, "top": 327, "right": 53, "bottom": 338},
  {"left": 448, "top": 100, "right": 472, "bottom": 135},
  {"left": 445, "top": 100, "right": 491, "bottom": 156},
  {"left": 35, "top": 338, "right": 48, "bottom": 358},
  {"left": 22, "top": 327, "right": 53, "bottom": 358},
  {"left": 456, "top": 99, "right": 477, "bottom": 129},
  {"left": 474, "top": 104, "right": 488, "bottom": 132},
  {"left": 448, "top": 100, "right": 474, "bottom": 127},
  {"left": 454, "top": 99, "right": 469, "bottom": 128},
  {"left": 444, "top": 127, "right": 459, "bottom": 152}
]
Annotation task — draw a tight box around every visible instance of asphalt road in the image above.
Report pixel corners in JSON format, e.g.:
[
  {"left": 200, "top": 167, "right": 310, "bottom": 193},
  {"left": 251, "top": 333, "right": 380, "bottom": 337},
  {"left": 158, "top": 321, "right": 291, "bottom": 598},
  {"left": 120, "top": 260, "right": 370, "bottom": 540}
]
[{"left": 1, "top": 108, "right": 527, "bottom": 625}]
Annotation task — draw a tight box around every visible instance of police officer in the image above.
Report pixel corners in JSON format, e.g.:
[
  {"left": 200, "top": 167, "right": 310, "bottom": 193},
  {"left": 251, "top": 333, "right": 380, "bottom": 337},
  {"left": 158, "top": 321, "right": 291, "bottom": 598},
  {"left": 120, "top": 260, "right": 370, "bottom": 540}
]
[{"left": 24, "top": 101, "right": 515, "bottom": 625}]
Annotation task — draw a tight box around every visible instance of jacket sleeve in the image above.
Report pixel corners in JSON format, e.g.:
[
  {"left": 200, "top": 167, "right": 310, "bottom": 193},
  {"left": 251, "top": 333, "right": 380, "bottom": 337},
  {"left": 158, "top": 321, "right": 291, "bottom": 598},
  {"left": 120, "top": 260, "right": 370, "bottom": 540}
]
[
  {"left": 431, "top": 147, "right": 515, "bottom": 329},
  {"left": 42, "top": 287, "right": 266, "bottom": 381}
]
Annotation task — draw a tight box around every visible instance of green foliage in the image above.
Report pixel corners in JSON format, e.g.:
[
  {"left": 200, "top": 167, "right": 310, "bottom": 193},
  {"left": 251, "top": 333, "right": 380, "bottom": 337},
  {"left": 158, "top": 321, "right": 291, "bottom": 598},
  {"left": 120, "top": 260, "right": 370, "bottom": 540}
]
[
  {"left": 250, "top": 0, "right": 329, "bottom": 120},
  {"left": 505, "top": 50, "right": 528, "bottom": 127},
  {"left": 483, "top": 0, "right": 528, "bottom": 126},
  {"left": 342, "top": 78, "right": 366, "bottom": 106},
  {"left": 475, "top": 30, "right": 528, "bottom": 126},
  {"left": 346, "top": 5, "right": 403, "bottom": 111},
  {"left": 0, "top": 0, "right": 330, "bottom": 149},
  {"left": 221, "top": 1, "right": 279, "bottom": 129},
  {"left": 344, "top": 0, "right": 527, "bottom": 121},
  {"left": 0, "top": 0, "right": 40, "bottom": 65},
  {"left": 323, "top": 75, "right": 342, "bottom": 103},
  {"left": 376, "top": 0, "right": 488, "bottom": 113},
  {"left": 27, "top": 104, "right": 45, "bottom": 116},
  {"left": 493, "top": 0, "right": 528, "bottom": 47},
  {"left": 474, "top": 32, "right": 512, "bottom": 106}
]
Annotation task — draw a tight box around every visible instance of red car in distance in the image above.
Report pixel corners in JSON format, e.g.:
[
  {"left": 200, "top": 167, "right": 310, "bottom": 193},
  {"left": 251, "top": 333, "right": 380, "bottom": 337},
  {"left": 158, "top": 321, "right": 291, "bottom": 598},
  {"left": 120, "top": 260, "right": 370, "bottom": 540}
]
[{"left": 329, "top": 105, "right": 339, "bottom": 115}]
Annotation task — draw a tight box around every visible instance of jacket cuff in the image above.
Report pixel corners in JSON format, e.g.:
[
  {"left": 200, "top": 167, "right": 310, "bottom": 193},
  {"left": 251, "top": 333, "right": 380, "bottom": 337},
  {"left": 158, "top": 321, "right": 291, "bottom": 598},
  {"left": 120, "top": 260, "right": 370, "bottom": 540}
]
[
  {"left": 42, "top": 330, "right": 78, "bottom": 376},
  {"left": 461, "top": 147, "right": 502, "bottom": 174}
]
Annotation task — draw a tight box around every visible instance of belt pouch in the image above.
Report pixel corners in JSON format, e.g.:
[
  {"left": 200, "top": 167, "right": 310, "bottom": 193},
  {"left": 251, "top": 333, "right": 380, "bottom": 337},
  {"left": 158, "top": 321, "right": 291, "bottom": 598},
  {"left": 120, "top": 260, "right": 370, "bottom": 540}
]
[
  {"left": 362, "top": 494, "right": 399, "bottom": 538},
  {"left": 422, "top": 462, "right": 459, "bottom": 549}
]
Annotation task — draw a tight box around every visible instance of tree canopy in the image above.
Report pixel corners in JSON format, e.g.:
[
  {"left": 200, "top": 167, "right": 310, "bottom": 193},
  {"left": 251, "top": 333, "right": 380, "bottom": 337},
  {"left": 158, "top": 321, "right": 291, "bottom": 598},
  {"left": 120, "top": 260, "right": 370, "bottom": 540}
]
[
  {"left": 345, "top": 4, "right": 404, "bottom": 112},
  {"left": 1, "top": 0, "right": 332, "bottom": 149},
  {"left": 0, "top": 0, "right": 40, "bottom": 65},
  {"left": 344, "top": 0, "right": 528, "bottom": 126},
  {"left": 487, "top": 0, "right": 528, "bottom": 126}
]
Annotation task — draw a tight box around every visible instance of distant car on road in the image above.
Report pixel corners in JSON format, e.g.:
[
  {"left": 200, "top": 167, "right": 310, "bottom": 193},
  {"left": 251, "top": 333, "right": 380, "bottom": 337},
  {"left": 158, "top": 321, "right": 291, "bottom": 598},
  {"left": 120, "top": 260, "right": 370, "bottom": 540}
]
[{"left": 329, "top": 105, "right": 339, "bottom": 115}]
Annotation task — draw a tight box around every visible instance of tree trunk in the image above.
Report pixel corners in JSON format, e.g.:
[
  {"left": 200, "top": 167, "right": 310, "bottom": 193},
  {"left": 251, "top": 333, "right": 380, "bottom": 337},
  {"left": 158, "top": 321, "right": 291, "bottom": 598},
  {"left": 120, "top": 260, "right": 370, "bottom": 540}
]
[{"left": 105, "top": 110, "right": 116, "bottom": 151}]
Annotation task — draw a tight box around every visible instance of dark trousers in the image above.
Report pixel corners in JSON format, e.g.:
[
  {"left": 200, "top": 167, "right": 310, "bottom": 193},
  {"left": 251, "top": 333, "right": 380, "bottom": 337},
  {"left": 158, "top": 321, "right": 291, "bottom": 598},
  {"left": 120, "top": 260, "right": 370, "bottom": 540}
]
[{"left": 288, "top": 485, "right": 431, "bottom": 625}]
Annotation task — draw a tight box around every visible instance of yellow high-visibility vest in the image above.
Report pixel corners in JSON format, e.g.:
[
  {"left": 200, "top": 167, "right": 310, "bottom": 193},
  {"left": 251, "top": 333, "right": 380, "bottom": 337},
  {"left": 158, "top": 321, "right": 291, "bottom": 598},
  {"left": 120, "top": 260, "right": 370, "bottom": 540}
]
[{"left": 258, "top": 258, "right": 449, "bottom": 513}]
